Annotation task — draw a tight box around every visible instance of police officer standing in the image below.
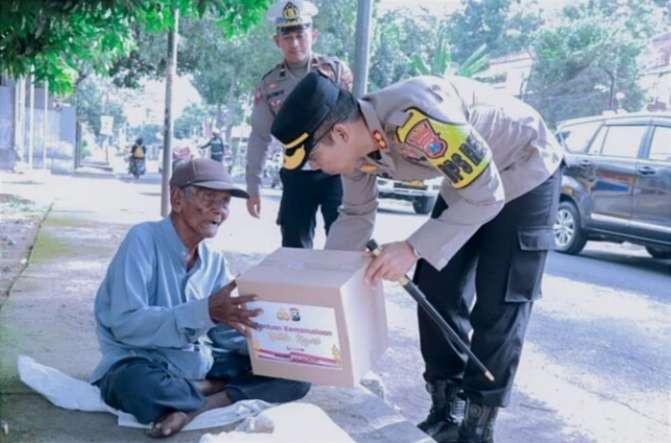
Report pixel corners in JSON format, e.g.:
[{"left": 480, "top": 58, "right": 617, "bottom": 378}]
[
  {"left": 245, "top": 0, "right": 353, "bottom": 248},
  {"left": 199, "top": 130, "right": 227, "bottom": 164},
  {"left": 270, "top": 72, "right": 563, "bottom": 443}
]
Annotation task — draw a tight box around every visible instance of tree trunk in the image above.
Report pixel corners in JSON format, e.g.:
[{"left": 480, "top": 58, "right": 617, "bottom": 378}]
[
  {"left": 13, "top": 77, "right": 25, "bottom": 164},
  {"left": 605, "top": 68, "right": 616, "bottom": 110},
  {"left": 42, "top": 80, "right": 48, "bottom": 169},
  {"left": 224, "top": 83, "right": 237, "bottom": 168},
  {"left": 216, "top": 103, "right": 224, "bottom": 129},
  {"left": 160, "top": 8, "right": 179, "bottom": 217},
  {"left": 27, "top": 72, "right": 35, "bottom": 169}
]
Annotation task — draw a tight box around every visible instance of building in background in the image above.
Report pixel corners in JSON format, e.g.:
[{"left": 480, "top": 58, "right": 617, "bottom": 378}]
[
  {"left": 0, "top": 75, "right": 76, "bottom": 171},
  {"left": 640, "top": 31, "right": 671, "bottom": 111},
  {"left": 473, "top": 52, "right": 534, "bottom": 98},
  {"left": 473, "top": 32, "right": 671, "bottom": 111}
]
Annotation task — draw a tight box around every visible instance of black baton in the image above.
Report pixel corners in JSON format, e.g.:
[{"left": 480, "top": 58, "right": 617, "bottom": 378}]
[{"left": 366, "top": 239, "right": 495, "bottom": 382}]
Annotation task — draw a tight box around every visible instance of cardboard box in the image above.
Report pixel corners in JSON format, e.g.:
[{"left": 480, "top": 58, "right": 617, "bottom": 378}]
[{"left": 237, "top": 247, "right": 388, "bottom": 387}]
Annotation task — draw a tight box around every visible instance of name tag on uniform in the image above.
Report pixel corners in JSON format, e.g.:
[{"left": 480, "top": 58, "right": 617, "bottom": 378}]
[{"left": 396, "top": 108, "right": 491, "bottom": 189}]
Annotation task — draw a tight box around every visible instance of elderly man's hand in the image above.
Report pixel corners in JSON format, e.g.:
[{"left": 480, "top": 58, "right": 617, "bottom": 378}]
[{"left": 208, "top": 280, "right": 262, "bottom": 335}]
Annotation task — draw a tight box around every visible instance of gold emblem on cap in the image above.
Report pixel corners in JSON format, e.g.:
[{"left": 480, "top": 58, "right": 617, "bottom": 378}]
[
  {"left": 283, "top": 146, "right": 306, "bottom": 170},
  {"left": 281, "top": 132, "right": 309, "bottom": 170},
  {"left": 282, "top": 2, "right": 299, "bottom": 20},
  {"left": 283, "top": 132, "right": 309, "bottom": 149}
]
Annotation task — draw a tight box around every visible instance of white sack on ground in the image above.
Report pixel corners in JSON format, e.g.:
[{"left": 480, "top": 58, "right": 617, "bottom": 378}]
[{"left": 17, "top": 355, "right": 272, "bottom": 431}]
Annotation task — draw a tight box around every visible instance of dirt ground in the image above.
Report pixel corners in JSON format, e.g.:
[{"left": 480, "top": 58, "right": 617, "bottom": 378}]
[{"left": 0, "top": 194, "right": 47, "bottom": 306}]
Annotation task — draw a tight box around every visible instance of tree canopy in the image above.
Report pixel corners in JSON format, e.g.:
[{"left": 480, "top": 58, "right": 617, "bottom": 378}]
[
  {"left": 0, "top": 0, "right": 270, "bottom": 93},
  {"left": 447, "top": 0, "right": 543, "bottom": 63},
  {"left": 526, "top": 0, "right": 667, "bottom": 125}
]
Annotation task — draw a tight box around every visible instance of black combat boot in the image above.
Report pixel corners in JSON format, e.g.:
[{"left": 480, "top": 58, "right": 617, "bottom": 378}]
[
  {"left": 457, "top": 399, "right": 499, "bottom": 443},
  {"left": 417, "top": 380, "right": 464, "bottom": 443}
]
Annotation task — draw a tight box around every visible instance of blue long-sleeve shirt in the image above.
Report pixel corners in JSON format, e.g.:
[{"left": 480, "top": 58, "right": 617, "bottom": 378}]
[{"left": 91, "top": 217, "right": 235, "bottom": 383}]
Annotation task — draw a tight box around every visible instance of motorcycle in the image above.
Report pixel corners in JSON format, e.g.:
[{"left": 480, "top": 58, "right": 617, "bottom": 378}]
[{"left": 129, "top": 157, "right": 146, "bottom": 179}]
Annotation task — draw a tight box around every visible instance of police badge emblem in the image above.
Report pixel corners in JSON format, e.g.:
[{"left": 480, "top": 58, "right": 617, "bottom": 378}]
[
  {"left": 282, "top": 2, "right": 299, "bottom": 20},
  {"left": 397, "top": 107, "right": 492, "bottom": 189},
  {"left": 406, "top": 120, "right": 447, "bottom": 159}
]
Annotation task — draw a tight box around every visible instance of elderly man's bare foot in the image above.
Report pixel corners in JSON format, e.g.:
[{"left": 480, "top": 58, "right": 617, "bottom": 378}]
[
  {"left": 147, "top": 411, "right": 191, "bottom": 438},
  {"left": 146, "top": 390, "right": 232, "bottom": 439}
]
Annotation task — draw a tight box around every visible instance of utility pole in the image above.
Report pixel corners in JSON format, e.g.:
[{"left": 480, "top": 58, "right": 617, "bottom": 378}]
[
  {"left": 13, "top": 78, "right": 25, "bottom": 164},
  {"left": 103, "top": 90, "right": 110, "bottom": 164},
  {"left": 161, "top": 7, "right": 179, "bottom": 217},
  {"left": 27, "top": 72, "right": 35, "bottom": 169},
  {"left": 42, "top": 80, "right": 48, "bottom": 169},
  {"left": 353, "top": 0, "right": 373, "bottom": 98}
]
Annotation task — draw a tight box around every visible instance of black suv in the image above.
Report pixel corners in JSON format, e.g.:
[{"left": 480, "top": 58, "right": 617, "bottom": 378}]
[{"left": 554, "top": 112, "right": 671, "bottom": 258}]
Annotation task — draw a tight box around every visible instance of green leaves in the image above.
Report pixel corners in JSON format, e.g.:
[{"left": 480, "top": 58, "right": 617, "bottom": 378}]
[
  {"left": 372, "top": 8, "right": 489, "bottom": 88},
  {"left": 0, "top": 0, "right": 269, "bottom": 94},
  {"left": 526, "top": 0, "right": 665, "bottom": 126},
  {"left": 457, "top": 44, "right": 489, "bottom": 78}
]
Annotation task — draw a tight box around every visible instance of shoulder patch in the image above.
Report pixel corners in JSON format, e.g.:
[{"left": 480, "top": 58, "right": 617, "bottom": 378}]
[{"left": 396, "top": 107, "right": 492, "bottom": 189}]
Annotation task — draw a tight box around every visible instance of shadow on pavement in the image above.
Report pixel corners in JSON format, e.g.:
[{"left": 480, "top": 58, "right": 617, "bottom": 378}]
[
  {"left": 502, "top": 391, "right": 597, "bottom": 443},
  {"left": 52, "top": 169, "right": 119, "bottom": 181},
  {"left": 117, "top": 174, "right": 162, "bottom": 185}
]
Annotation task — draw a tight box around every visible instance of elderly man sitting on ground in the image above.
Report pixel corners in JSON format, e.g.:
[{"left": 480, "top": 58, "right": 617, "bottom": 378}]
[{"left": 90, "top": 158, "right": 310, "bottom": 438}]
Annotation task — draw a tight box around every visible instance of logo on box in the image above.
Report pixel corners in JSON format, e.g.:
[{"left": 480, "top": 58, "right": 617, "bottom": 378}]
[{"left": 276, "top": 307, "right": 301, "bottom": 322}]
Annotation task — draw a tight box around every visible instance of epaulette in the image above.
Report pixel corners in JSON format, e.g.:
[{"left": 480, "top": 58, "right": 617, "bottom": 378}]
[
  {"left": 261, "top": 63, "right": 283, "bottom": 82},
  {"left": 314, "top": 54, "right": 337, "bottom": 68},
  {"left": 312, "top": 55, "right": 338, "bottom": 82}
]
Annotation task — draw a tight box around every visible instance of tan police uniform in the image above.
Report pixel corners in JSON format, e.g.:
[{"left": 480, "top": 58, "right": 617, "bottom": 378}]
[
  {"left": 245, "top": 0, "right": 353, "bottom": 249},
  {"left": 325, "top": 75, "right": 563, "bottom": 268},
  {"left": 322, "top": 75, "right": 563, "bottom": 408},
  {"left": 246, "top": 55, "right": 353, "bottom": 195}
]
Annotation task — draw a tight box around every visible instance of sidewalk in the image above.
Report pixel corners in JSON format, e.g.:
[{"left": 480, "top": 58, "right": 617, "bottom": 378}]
[{"left": 0, "top": 170, "right": 431, "bottom": 443}]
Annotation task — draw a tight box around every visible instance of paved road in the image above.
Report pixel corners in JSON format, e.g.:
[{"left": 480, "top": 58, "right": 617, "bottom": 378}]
[{"left": 10, "top": 170, "right": 670, "bottom": 442}]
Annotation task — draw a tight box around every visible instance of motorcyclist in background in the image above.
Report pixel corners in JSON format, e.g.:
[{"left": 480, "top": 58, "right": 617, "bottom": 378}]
[{"left": 129, "top": 137, "right": 146, "bottom": 179}]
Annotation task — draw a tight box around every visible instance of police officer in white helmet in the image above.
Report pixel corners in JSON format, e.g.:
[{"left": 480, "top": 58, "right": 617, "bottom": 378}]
[{"left": 245, "top": 1, "right": 353, "bottom": 249}]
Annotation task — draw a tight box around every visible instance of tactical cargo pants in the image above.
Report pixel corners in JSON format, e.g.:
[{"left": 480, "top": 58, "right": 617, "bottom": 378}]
[
  {"left": 278, "top": 169, "right": 343, "bottom": 249},
  {"left": 413, "top": 170, "right": 560, "bottom": 407}
]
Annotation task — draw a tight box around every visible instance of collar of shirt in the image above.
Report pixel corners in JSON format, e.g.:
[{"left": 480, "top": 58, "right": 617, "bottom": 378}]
[
  {"left": 358, "top": 99, "right": 396, "bottom": 174},
  {"left": 282, "top": 56, "right": 314, "bottom": 80},
  {"left": 159, "top": 217, "right": 204, "bottom": 271}
]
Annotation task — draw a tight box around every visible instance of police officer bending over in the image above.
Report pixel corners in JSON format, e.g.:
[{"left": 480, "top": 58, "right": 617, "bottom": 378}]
[
  {"left": 245, "top": 0, "right": 353, "bottom": 248},
  {"left": 270, "top": 72, "right": 563, "bottom": 443}
]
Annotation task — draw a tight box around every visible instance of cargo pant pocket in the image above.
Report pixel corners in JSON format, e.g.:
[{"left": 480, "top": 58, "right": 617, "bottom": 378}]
[{"left": 505, "top": 227, "right": 555, "bottom": 303}]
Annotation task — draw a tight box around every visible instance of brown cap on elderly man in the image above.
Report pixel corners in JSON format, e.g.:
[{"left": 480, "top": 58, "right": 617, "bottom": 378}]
[{"left": 170, "top": 158, "right": 249, "bottom": 199}]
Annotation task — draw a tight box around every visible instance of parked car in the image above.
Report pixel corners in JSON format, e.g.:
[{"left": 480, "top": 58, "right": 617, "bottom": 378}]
[
  {"left": 377, "top": 176, "right": 442, "bottom": 214},
  {"left": 554, "top": 112, "right": 671, "bottom": 258}
]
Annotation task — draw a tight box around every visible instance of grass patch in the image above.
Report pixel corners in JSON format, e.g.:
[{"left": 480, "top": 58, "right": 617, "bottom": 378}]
[
  {"left": 43, "top": 216, "right": 95, "bottom": 229},
  {"left": 0, "top": 194, "right": 39, "bottom": 214},
  {"left": 29, "top": 231, "right": 74, "bottom": 263}
]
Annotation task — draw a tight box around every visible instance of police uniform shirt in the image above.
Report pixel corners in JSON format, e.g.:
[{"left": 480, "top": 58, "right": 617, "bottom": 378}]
[
  {"left": 246, "top": 56, "right": 353, "bottom": 197},
  {"left": 324, "top": 76, "right": 564, "bottom": 270}
]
